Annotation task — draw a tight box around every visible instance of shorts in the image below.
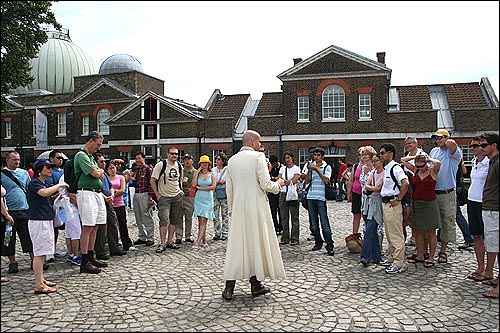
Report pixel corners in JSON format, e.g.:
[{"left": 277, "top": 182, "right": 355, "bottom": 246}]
[
  {"left": 64, "top": 205, "right": 81, "bottom": 240},
  {"left": 467, "top": 200, "right": 484, "bottom": 236},
  {"left": 77, "top": 190, "right": 106, "bottom": 227},
  {"left": 351, "top": 192, "right": 362, "bottom": 214},
  {"left": 158, "top": 194, "right": 183, "bottom": 227},
  {"left": 28, "top": 220, "right": 55, "bottom": 257},
  {"left": 482, "top": 210, "right": 499, "bottom": 252}
]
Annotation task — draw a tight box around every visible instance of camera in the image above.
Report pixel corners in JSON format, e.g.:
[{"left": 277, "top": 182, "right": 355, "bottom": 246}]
[{"left": 363, "top": 190, "right": 373, "bottom": 196}]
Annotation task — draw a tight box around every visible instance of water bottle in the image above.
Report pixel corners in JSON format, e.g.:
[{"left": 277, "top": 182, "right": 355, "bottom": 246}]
[
  {"left": 58, "top": 206, "right": 67, "bottom": 224},
  {"left": 4, "top": 224, "right": 12, "bottom": 246}
]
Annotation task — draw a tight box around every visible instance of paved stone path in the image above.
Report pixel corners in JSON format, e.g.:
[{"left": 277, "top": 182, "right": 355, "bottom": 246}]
[{"left": 1, "top": 201, "right": 498, "bottom": 332}]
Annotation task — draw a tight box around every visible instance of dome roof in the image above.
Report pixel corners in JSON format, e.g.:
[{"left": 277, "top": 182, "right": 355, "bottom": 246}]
[
  {"left": 99, "top": 54, "right": 144, "bottom": 75},
  {"left": 12, "top": 28, "right": 98, "bottom": 95}
]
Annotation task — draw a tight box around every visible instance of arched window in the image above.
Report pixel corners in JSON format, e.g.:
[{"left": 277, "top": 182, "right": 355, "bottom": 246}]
[
  {"left": 97, "top": 108, "right": 110, "bottom": 135},
  {"left": 322, "top": 85, "right": 345, "bottom": 120}
]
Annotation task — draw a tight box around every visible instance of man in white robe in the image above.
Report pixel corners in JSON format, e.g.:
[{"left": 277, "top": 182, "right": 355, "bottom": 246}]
[{"left": 222, "top": 130, "right": 285, "bottom": 300}]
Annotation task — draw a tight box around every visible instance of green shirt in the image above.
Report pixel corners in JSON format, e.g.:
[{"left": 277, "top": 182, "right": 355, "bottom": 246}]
[
  {"left": 182, "top": 167, "right": 196, "bottom": 193},
  {"left": 74, "top": 150, "right": 102, "bottom": 190}
]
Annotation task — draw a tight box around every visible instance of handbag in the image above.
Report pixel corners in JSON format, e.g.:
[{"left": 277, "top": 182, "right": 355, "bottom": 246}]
[
  {"left": 325, "top": 181, "right": 336, "bottom": 201},
  {"left": 298, "top": 183, "right": 310, "bottom": 210},
  {"left": 188, "top": 186, "right": 197, "bottom": 197},
  {"left": 285, "top": 167, "right": 298, "bottom": 202},
  {"left": 215, "top": 185, "right": 227, "bottom": 200}
]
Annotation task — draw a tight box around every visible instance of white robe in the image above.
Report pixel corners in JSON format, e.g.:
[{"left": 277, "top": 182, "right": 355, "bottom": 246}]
[{"left": 223, "top": 146, "right": 286, "bottom": 281}]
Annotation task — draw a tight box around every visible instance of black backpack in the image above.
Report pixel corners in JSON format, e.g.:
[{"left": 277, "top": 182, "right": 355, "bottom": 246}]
[
  {"left": 155, "top": 159, "right": 183, "bottom": 189},
  {"left": 63, "top": 150, "right": 84, "bottom": 194}
]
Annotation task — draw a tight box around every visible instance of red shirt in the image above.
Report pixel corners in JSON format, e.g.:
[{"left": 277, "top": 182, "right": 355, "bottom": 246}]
[
  {"left": 411, "top": 174, "right": 437, "bottom": 201},
  {"left": 338, "top": 163, "right": 347, "bottom": 180}
]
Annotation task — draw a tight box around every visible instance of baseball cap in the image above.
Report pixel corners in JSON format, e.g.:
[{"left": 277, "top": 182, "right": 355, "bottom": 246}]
[
  {"left": 33, "top": 158, "right": 55, "bottom": 170},
  {"left": 183, "top": 153, "right": 194, "bottom": 160},
  {"left": 431, "top": 129, "right": 450, "bottom": 138}
]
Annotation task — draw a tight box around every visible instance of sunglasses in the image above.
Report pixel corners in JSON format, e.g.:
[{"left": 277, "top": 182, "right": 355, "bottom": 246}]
[
  {"left": 469, "top": 144, "right": 480, "bottom": 148},
  {"left": 378, "top": 151, "right": 386, "bottom": 155},
  {"left": 169, "top": 152, "right": 179, "bottom": 155},
  {"left": 415, "top": 164, "right": 426, "bottom": 169},
  {"left": 55, "top": 156, "right": 65, "bottom": 160},
  {"left": 479, "top": 143, "right": 491, "bottom": 148},
  {"left": 434, "top": 136, "right": 446, "bottom": 140},
  {"left": 371, "top": 159, "right": 380, "bottom": 163}
]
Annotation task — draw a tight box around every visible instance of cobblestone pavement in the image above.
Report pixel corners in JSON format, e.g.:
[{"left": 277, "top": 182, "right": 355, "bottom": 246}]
[{"left": 1, "top": 201, "right": 498, "bottom": 332}]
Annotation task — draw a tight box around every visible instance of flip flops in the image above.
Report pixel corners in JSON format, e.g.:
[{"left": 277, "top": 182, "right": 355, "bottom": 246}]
[
  {"left": 482, "top": 278, "right": 499, "bottom": 287},
  {"left": 471, "top": 274, "right": 494, "bottom": 282},
  {"left": 482, "top": 290, "right": 499, "bottom": 298},
  {"left": 438, "top": 252, "right": 448, "bottom": 263}
]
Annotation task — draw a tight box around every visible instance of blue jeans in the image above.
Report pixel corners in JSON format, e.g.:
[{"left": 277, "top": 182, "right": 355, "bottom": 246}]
[
  {"left": 456, "top": 187, "right": 473, "bottom": 244},
  {"left": 360, "top": 218, "right": 382, "bottom": 263},
  {"left": 307, "top": 199, "right": 334, "bottom": 251}
]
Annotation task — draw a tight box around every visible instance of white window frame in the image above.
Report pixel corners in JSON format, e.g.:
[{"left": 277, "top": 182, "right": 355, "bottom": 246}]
[
  {"left": 299, "top": 147, "right": 309, "bottom": 168},
  {"left": 97, "top": 108, "right": 110, "bottom": 135},
  {"left": 33, "top": 115, "right": 36, "bottom": 137},
  {"left": 5, "top": 121, "right": 12, "bottom": 139},
  {"left": 298, "top": 96, "right": 309, "bottom": 122},
  {"left": 359, "top": 94, "right": 371, "bottom": 120},
  {"left": 322, "top": 85, "right": 345, "bottom": 121},
  {"left": 82, "top": 116, "right": 89, "bottom": 136},
  {"left": 57, "top": 112, "right": 67, "bottom": 136}
]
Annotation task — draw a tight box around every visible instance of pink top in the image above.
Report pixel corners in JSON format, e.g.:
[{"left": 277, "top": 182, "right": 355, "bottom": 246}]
[
  {"left": 110, "top": 175, "right": 125, "bottom": 207},
  {"left": 352, "top": 165, "right": 363, "bottom": 194}
]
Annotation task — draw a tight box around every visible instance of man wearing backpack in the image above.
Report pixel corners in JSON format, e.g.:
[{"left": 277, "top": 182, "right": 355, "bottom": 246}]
[
  {"left": 378, "top": 143, "right": 409, "bottom": 274},
  {"left": 150, "top": 146, "right": 183, "bottom": 252},
  {"left": 74, "top": 131, "right": 107, "bottom": 274},
  {"left": 132, "top": 152, "right": 155, "bottom": 247}
]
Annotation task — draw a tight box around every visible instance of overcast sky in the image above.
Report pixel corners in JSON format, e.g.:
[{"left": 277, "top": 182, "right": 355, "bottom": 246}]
[{"left": 51, "top": 1, "right": 499, "bottom": 108}]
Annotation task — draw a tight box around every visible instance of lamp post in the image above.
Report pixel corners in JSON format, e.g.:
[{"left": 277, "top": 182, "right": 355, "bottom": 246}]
[
  {"left": 197, "top": 131, "right": 204, "bottom": 158},
  {"left": 277, "top": 129, "right": 284, "bottom": 159}
]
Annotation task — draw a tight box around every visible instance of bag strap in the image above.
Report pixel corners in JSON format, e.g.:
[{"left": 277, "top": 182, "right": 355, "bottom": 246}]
[{"left": 1, "top": 169, "right": 27, "bottom": 196}]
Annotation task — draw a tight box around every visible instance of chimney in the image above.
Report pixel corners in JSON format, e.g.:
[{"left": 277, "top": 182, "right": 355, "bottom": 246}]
[
  {"left": 293, "top": 58, "right": 302, "bottom": 65},
  {"left": 376, "top": 52, "right": 385, "bottom": 64}
]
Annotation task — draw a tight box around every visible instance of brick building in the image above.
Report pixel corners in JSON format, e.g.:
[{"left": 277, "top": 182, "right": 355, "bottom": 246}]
[{"left": 2, "top": 44, "right": 498, "bottom": 175}]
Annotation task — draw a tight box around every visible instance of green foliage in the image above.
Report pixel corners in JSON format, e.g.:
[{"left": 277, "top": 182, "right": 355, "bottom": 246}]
[{"left": 1, "top": 1, "right": 61, "bottom": 109}]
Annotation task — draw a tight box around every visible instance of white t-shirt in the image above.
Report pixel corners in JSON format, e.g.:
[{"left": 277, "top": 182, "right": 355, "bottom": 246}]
[{"left": 279, "top": 165, "right": 301, "bottom": 193}]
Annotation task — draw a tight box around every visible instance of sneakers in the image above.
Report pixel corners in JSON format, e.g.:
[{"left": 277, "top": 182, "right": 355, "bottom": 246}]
[
  {"left": 8, "top": 262, "right": 19, "bottom": 274},
  {"left": 385, "top": 263, "right": 405, "bottom": 274},
  {"left": 71, "top": 255, "right": 82, "bottom": 266},
  {"left": 405, "top": 237, "right": 416, "bottom": 246},
  {"left": 133, "top": 239, "right": 147, "bottom": 245},
  {"left": 379, "top": 259, "right": 393, "bottom": 267},
  {"left": 185, "top": 238, "right": 194, "bottom": 243},
  {"left": 127, "top": 246, "right": 136, "bottom": 251},
  {"left": 458, "top": 242, "right": 474, "bottom": 250},
  {"left": 175, "top": 239, "right": 182, "bottom": 245}
]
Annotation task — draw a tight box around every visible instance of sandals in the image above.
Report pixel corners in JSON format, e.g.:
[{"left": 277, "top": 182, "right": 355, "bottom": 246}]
[
  {"left": 43, "top": 280, "right": 56, "bottom": 287},
  {"left": 34, "top": 285, "right": 57, "bottom": 294},
  {"left": 437, "top": 252, "right": 448, "bottom": 263},
  {"left": 407, "top": 253, "right": 430, "bottom": 260},
  {"left": 156, "top": 244, "right": 167, "bottom": 253},
  {"left": 408, "top": 258, "right": 425, "bottom": 264},
  {"left": 471, "top": 274, "right": 494, "bottom": 282},
  {"left": 166, "top": 242, "right": 180, "bottom": 250},
  {"left": 482, "top": 278, "right": 499, "bottom": 287},
  {"left": 424, "top": 261, "right": 435, "bottom": 268}
]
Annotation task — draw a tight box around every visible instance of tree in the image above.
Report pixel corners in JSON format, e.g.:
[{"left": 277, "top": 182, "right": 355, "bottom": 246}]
[{"left": 1, "top": 1, "right": 61, "bottom": 109}]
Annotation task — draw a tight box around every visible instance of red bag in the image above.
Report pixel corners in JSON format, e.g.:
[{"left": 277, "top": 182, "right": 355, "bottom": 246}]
[{"left": 188, "top": 187, "right": 197, "bottom": 197}]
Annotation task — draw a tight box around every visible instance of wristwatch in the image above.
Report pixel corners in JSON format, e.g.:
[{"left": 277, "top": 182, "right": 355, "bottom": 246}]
[{"left": 395, "top": 197, "right": 401, "bottom": 201}]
